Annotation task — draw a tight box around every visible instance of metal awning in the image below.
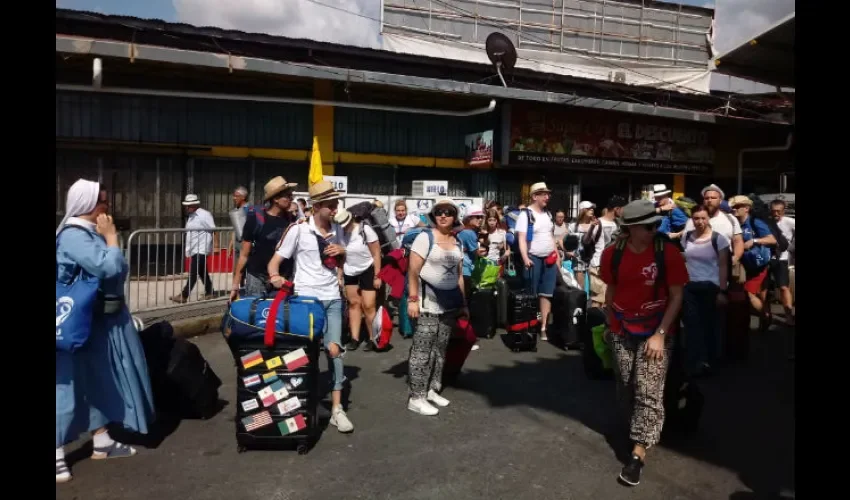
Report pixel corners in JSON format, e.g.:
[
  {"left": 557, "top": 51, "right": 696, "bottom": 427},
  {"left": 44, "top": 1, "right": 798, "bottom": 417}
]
[
  {"left": 714, "top": 13, "right": 795, "bottom": 88},
  {"left": 56, "top": 34, "right": 722, "bottom": 124}
]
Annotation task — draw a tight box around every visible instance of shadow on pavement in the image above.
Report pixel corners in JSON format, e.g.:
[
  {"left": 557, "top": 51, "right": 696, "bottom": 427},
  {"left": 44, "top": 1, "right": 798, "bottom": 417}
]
[{"left": 383, "top": 324, "right": 794, "bottom": 497}]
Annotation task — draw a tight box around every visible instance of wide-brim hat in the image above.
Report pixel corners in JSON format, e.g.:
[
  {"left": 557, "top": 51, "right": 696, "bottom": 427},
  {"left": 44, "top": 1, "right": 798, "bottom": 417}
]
[
  {"left": 701, "top": 183, "right": 725, "bottom": 200},
  {"left": 333, "top": 208, "right": 353, "bottom": 227},
  {"left": 308, "top": 180, "right": 343, "bottom": 204},
  {"left": 530, "top": 182, "right": 552, "bottom": 195},
  {"left": 619, "top": 199, "right": 664, "bottom": 226},
  {"left": 429, "top": 198, "right": 462, "bottom": 227},
  {"left": 653, "top": 184, "right": 672, "bottom": 197},
  {"left": 263, "top": 176, "right": 298, "bottom": 201},
  {"left": 181, "top": 194, "right": 201, "bottom": 206}
]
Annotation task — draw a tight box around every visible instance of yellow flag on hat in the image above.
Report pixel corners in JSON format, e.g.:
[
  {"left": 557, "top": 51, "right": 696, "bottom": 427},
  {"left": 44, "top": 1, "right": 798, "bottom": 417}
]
[{"left": 308, "top": 136, "right": 324, "bottom": 187}]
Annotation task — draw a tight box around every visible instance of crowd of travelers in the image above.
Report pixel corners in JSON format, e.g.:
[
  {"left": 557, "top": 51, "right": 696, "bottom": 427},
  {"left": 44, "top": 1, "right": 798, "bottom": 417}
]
[{"left": 56, "top": 174, "right": 794, "bottom": 488}]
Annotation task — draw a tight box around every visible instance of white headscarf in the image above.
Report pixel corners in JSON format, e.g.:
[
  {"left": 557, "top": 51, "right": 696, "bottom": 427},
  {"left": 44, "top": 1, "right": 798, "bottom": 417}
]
[{"left": 56, "top": 179, "right": 100, "bottom": 235}]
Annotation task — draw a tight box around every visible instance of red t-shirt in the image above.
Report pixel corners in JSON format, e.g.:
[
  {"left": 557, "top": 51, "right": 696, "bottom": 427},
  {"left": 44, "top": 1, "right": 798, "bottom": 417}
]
[{"left": 599, "top": 241, "right": 689, "bottom": 336}]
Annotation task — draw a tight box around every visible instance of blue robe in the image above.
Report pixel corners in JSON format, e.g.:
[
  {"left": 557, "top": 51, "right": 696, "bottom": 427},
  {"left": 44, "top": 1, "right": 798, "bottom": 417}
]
[{"left": 56, "top": 224, "right": 155, "bottom": 448}]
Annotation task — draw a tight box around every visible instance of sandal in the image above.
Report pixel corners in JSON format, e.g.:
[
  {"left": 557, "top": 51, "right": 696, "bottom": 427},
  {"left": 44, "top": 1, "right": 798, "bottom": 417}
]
[{"left": 92, "top": 442, "right": 137, "bottom": 460}]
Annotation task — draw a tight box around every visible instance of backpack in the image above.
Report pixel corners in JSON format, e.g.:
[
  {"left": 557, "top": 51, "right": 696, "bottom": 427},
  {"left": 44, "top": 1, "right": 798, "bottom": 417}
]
[
  {"left": 346, "top": 201, "right": 400, "bottom": 256},
  {"left": 506, "top": 208, "right": 553, "bottom": 252},
  {"left": 243, "top": 204, "right": 266, "bottom": 243},
  {"left": 748, "top": 195, "right": 789, "bottom": 256},
  {"left": 579, "top": 223, "right": 603, "bottom": 264}
]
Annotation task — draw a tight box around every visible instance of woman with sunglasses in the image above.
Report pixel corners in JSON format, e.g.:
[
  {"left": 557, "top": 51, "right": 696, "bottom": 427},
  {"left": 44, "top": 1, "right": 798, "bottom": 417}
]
[{"left": 406, "top": 199, "right": 468, "bottom": 416}]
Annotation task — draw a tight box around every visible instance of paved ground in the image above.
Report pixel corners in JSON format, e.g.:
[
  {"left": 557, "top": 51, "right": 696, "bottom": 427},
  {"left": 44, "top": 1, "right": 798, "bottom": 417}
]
[{"left": 58, "top": 322, "right": 794, "bottom": 500}]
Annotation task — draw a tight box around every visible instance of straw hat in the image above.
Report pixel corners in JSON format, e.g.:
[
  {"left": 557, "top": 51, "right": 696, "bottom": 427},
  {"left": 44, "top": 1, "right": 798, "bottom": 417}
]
[
  {"left": 728, "top": 195, "right": 753, "bottom": 207},
  {"left": 263, "top": 176, "right": 298, "bottom": 202},
  {"left": 308, "top": 180, "right": 343, "bottom": 204},
  {"left": 529, "top": 182, "right": 552, "bottom": 195},
  {"left": 652, "top": 184, "right": 672, "bottom": 197},
  {"left": 333, "top": 208, "right": 353, "bottom": 227},
  {"left": 181, "top": 194, "right": 201, "bottom": 206}
]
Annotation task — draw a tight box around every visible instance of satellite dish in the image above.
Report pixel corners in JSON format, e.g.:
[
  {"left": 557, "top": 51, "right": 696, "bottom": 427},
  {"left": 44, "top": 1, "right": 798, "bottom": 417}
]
[{"left": 485, "top": 32, "right": 517, "bottom": 88}]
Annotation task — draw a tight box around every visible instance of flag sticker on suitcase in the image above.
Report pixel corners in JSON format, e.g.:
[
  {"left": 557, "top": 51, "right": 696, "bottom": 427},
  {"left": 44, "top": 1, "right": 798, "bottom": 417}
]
[
  {"left": 259, "top": 380, "right": 289, "bottom": 407},
  {"left": 240, "top": 350, "right": 264, "bottom": 369},
  {"left": 241, "top": 398, "right": 260, "bottom": 412},
  {"left": 261, "top": 371, "right": 279, "bottom": 384},
  {"left": 265, "top": 356, "right": 284, "bottom": 370},
  {"left": 278, "top": 414, "right": 307, "bottom": 435},
  {"left": 276, "top": 396, "right": 302, "bottom": 416},
  {"left": 242, "top": 374, "right": 261, "bottom": 388},
  {"left": 282, "top": 348, "right": 309, "bottom": 371},
  {"left": 242, "top": 410, "right": 273, "bottom": 432}
]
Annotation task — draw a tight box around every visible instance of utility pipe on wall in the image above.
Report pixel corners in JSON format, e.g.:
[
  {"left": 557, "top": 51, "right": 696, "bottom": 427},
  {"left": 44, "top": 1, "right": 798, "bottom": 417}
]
[
  {"left": 737, "top": 131, "right": 793, "bottom": 194},
  {"left": 55, "top": 84, "right": 497, "bottom": 117}
]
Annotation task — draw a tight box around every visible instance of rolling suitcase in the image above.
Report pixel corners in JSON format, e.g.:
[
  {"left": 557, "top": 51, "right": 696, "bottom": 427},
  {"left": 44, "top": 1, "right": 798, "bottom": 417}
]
[
  {"left": 725, "top": 287, "right": 751, "bottom": 360},
  {"left": 139, "top": 321, "right": 222, "bottom": 419},
  {"left": 469, "top": 288, "right": 497, "bottom": 339},
  {"left": 442, "top": 317, "right": 477, "bottom": 386},
  {"left": 504, "top": 290, "right": 539, "bottom": 352},
  {"left": 221, "top": 294, "right": 323, "bottom": 455},
  {"left": 551, "top": 282, "right": 586, "bottom": 350},
  {"left": 581, "top": 307, "right": 613, "bottom": 380}
]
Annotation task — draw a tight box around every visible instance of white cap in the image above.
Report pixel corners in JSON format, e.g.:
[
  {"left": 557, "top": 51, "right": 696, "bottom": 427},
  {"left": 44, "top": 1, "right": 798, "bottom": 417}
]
[
  {"left": 578, "top": 201, "right": 595, "bottom": 210},
  {"left": 463, "top": 204, "right": 484, "bottom": 220}
]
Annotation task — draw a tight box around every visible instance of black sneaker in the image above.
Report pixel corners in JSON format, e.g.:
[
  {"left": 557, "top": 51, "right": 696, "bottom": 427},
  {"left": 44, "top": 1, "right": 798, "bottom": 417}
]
[
  {"left": 361, "top": 340, "right": 374, "bottom": 352},
  {"left": 618, "top": 454, "right": 644, "bottom": 486},
  {"left": 345, "top": 340, "right": 361, "bottom": 351}
]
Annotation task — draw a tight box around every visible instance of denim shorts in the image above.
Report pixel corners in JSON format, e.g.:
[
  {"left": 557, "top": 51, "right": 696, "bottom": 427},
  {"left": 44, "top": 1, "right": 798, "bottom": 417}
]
[
  {"left": 526, "top": 255, "right": 557, "bottom": 298},
  {"left": 321, "top": 299, "right": 345, "bottom": 391}
]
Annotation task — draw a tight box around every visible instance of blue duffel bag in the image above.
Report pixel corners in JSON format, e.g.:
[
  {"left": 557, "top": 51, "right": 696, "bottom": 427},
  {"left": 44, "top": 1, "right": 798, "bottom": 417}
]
[{"left": 227, "top": 294, "right": 326, "bottom": 342}]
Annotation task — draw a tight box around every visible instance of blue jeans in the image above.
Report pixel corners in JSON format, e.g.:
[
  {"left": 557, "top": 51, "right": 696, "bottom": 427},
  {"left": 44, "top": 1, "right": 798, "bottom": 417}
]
[
  {"left": 526, "top": 255, "right": 557, "bottom": 298},
  {"left": 682, "top": 282, "right": 721, "bottom": 373},
  {"left": 321, "top": 299, "right": 345, "bottom": 391}
]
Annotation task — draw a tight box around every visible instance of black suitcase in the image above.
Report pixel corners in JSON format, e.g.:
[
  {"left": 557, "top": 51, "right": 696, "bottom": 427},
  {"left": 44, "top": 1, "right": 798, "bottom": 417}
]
[
  {"left": 224, "top": 326, "right": 321, "bottom": 454},
  {"left": 139, "top": 322, "right": 222, "bottom": 420},
  {"left": 551, "top": 282, "right": 587, "bottom": 350},
  {"left": 662, "top": 325, "right": 704, "bottom": 439},
  {"left": 503, "top": 290, "right": 539, "bottom": 352},
  {"left": 469, "top": 288, "right": 497, "bottom": 339},
  {"left": 581, "top": 307, "right": 613, "bottom": 380}
]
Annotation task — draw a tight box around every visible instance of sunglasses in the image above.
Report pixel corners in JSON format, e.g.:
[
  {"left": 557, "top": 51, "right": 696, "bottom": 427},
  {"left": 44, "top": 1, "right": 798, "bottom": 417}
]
[{"left": 433, "top": 208, "right": 457, "bottom": 218}]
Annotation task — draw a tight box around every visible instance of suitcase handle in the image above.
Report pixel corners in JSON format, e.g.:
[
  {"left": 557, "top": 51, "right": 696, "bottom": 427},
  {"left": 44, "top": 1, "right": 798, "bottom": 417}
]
[{"left": 264, "top": 288, "right": 292, "bottom": 347}]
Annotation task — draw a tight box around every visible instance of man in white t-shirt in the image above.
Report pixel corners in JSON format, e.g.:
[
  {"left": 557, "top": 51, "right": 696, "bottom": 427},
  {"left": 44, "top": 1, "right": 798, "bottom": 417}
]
[
  {"left": 770, "top": 199, "right": 795, "bottom": 325},
  {"left": 392, "top": 199, "right": 424, "bottom": 242},
  {"left": 683, "top": 184, "right": 744, "bottom": 266},
  {"left": 267, "top": 180, "right": 354, "bottom": 434},
  {"left": 515, "top": 182, "right": 558, "bottom": 341},
  {"left": 600, "top": 195, "right": 627, "bottom": 247}
]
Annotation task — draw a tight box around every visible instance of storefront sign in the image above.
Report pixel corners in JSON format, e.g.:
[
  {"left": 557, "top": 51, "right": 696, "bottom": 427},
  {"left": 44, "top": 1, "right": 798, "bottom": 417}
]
[
  {"left": 325, "top": 175, "right": 348, "bottom": 193},
  {"left": 413, "top": 180, "right": 449, "bottom": 197},
  {"left": 508, "top": 105, "right": 714, "bottom": 174},
  {"left": 465, "top": 130, "right": 494, "bottom": 168}
]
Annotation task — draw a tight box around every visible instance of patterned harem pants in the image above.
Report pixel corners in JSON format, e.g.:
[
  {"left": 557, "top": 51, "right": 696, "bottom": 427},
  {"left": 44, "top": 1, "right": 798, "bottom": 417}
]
[
  {"left": 408, "top": 311, "right": 456, "bottom": 399},
  {"left": 610, "top": 332, "right": 673, "bottom": 448}
]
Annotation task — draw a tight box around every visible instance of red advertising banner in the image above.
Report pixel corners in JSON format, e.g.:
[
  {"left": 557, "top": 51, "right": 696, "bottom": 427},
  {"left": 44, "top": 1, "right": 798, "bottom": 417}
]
[
  {"left": 465, "top": 130, "right": 494, "bottom": 168},
  {"left": 509, "top": 105, "right": 714, "bottom": 174}
]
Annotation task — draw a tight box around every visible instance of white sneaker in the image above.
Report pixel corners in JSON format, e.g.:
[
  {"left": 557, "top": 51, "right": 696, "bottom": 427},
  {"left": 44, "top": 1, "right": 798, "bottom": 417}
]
[
  {"left": 427, "top": 389, "right": 450, "bottom": 407},
  {"left": 56, "top": 459, "right": 72, "bottom": 483},
  {"left": 408, "top": 397, "right": 439, "bottom": 416},
  {"left": 330, "top": 407, "right": 354, "bottom": 433}
]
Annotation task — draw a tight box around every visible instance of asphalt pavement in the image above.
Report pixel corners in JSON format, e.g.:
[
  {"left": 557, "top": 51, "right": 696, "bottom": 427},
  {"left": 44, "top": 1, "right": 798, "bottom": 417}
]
[{"left": 57, "top": 322, "right": 794, "bottom": 500}]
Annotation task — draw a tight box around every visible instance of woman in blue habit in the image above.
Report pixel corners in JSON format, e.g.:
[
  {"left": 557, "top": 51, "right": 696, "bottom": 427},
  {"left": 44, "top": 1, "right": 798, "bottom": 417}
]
[{"left": 56, "top": 179, "right": 155, "bottom": 483}]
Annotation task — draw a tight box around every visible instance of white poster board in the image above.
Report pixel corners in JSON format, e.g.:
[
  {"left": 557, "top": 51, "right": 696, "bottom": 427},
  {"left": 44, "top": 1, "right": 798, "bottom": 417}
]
[{"left": 325, "top": 175, "right": 348, "bottom": 193}]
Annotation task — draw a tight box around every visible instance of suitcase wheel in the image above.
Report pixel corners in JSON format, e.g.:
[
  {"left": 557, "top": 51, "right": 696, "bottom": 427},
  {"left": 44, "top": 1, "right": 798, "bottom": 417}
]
[
  {"left": 297, "top": 443, "right": 309, "bottom": 455},
  {"left": 237, "top": 445, "right": 247, "bottom": 454}
]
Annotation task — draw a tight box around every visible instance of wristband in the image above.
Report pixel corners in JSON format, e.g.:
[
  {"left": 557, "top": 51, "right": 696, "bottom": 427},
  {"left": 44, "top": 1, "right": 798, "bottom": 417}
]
[{"left": 409, "top": 295, "right": 419, "bottom": 302}]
